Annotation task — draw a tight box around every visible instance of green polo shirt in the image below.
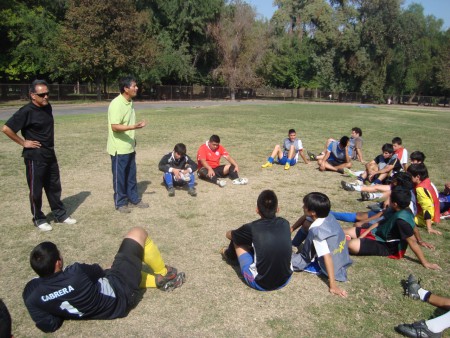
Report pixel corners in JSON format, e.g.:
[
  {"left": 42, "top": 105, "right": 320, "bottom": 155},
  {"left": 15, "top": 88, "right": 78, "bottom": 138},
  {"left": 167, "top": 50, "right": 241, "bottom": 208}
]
[{"left": 107, "top": 94, "right": 136, "bottom": 155}]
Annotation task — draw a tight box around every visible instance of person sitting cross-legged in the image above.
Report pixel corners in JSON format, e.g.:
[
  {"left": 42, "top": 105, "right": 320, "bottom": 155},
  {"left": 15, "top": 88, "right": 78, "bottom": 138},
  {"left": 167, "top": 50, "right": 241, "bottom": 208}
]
[
  {"left": 261, "top": 129, "right": 310, "bottom": 170},
  {"left": 23, "top": 227, "right": 185, "bottom": 333},
  {"left": 317, "top": 136, "right": 352, "bottom": 174}
]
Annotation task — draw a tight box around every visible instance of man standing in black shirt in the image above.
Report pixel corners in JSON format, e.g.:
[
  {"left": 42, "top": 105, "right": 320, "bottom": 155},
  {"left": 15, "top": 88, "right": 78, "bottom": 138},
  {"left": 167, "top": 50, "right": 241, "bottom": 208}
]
[
  {"left": 23, "top": 226, "right": 185, "bottom": 333},
  {"left": 2, "top": 80, "right": 76, "bottom": 231}
]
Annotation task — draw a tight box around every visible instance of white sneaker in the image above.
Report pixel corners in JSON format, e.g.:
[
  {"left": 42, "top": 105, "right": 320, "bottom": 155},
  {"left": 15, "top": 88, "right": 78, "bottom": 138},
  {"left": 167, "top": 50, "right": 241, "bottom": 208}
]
[
  {"left": 232, "top": 178, "right": 248, "bottom": 185},
  {"left": 62, "top": 217, "right": 77, "bottom": 225},
  {"left": 37, "top": 222, "right": 53, "bottom": 231},
  {"left": 217, "top": 179, "right": 227, "bottom": 187}
]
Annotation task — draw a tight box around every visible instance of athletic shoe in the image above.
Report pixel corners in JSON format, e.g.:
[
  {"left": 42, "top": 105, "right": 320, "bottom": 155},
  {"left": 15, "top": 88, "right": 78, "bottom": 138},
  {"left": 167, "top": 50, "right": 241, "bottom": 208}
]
[
  {"left": 395, "top": 320, "right": 442, "bottom": 338},
  {"left": 405, "top": 274, "right": 421, "bottom": 300},
  {"left": 361, "top": 192, "right": 377, "bottom": 201},
  {"left": 188, "top": 187, "right": 197, "bottom": 197},
  {"left": 341, "top": 181, "right": 356, "bottom": 191},
  {"left": 155, "top": 266, "right": 178, "bottom": 288},
  {"left": 261, "top": 161, "right": 272, "bottom": 168},
  {"left": 343, "top": 168, "right": 358, "bottom": 178},
  {"left": 130, "top": 201, "right": 149, "bottom": 208},
  {"left": 117, "top": 205, "right": 131, "bottom": 213},
  {"left": 37, "top": 222, "right": 53, "bottom": 231},
  {"left": 440, "top": 211, "right": 450, "bottom": 220},
  {"left": 232, "top": 178, "right": 248, "bottom": 185},
  {"left": 62, "top": 217, "right": 77, "bottom": 225},
  {"left": 303, "top": 261, "right": 322, "bottom": 275},
  {"left": 168, "top": 187, "right": 175, "bottom": 197},
  {"left": 159, "top": 272, "right": 186, "bottom": 292},
  {"left": 307, "top": 151, "right": 316, "bottom": 161},
  {"left": 217, "top": 179, "right": 227, "bottom": 187},
  {"left": 284, "top": 163, "right": 290, "bottom": 170}
]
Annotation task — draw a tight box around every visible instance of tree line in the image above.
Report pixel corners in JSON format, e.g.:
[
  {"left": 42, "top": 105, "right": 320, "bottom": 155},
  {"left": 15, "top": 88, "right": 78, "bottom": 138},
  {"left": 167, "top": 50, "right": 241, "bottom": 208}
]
[{"left": 1, "top": 0, "right": 449, "bottom": 101}]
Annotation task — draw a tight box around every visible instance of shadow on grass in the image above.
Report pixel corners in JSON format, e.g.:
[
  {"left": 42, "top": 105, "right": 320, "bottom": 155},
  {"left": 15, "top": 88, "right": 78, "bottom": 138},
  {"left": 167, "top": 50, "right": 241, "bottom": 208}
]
[
  {"left": 45, "top": 191, "right": 90, "bottom": 221},
  {"left": 138, "top": 180, "right": 153, "bottom": 196}
]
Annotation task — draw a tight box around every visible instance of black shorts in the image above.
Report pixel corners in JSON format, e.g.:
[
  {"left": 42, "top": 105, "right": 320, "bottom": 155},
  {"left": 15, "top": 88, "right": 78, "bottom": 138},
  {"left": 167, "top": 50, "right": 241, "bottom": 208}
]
[
  {"left": 355, "top": 227, "right": 391, "bottom": 256},
  {"left": 106, "top": 238, "right": 143, "bottom": 314},
  {"left": 327, "top": 159, "right": 344, "bottom": 167}
]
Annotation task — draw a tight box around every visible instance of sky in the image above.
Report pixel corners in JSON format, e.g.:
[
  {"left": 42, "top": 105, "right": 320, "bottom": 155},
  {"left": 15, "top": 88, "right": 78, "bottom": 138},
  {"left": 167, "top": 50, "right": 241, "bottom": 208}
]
[{"left": 246, "top": 0, "right": 450, "bottom": 30}]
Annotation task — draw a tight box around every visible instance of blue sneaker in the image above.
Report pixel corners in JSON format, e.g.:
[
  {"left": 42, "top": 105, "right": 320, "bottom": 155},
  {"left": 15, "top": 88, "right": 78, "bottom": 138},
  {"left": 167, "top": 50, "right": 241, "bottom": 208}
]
[{"left": 303, "top": 261, "right": 322, "bottom": 275}]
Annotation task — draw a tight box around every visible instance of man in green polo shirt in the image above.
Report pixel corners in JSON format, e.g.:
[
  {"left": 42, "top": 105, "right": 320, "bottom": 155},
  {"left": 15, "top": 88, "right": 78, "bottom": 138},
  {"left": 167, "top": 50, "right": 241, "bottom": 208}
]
[{"left": 107, "top": 76, "right": 149, "bottom": 213}]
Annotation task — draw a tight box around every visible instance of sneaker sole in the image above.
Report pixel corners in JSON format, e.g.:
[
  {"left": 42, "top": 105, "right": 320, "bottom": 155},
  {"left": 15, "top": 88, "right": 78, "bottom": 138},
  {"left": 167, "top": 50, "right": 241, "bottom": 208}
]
[{"left": 161, "top": 272, "right": 186, "bottom": 291}]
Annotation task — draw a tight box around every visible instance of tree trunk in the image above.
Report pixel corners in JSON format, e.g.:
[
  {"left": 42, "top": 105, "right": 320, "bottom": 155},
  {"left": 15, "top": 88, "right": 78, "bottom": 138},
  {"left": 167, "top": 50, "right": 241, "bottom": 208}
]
[{"left": 96, "top": 76, "right": 102, "bottom": 101}]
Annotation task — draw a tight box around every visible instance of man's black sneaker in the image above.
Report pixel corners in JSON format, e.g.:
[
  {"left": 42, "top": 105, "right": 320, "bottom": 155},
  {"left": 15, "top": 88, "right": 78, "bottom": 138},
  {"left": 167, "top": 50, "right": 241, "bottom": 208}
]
[{"left": 395, "top": 320, "right": 442, "bottom": 338}]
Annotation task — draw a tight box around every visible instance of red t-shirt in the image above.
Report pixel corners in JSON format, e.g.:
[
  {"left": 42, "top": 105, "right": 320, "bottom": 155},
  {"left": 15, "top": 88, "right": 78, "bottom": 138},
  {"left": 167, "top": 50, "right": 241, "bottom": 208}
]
[{"left": 197, "top": 142, "right": 229, "bottom": 169}]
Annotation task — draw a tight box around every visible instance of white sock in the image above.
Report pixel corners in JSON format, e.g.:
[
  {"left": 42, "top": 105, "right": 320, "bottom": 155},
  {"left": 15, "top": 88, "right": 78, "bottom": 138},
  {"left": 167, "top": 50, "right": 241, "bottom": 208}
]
[
  {"left": 373, "top": 193, "right": 383, "bottom": 198},
  {"left": 418, "top": 288, "right": 429, "bottom": 301},
  {"left": 425, "top": 310, "right": 450, "bottom": 333},
  {"left": 354, "top": 185, "right": 362, "bottom": 192}
]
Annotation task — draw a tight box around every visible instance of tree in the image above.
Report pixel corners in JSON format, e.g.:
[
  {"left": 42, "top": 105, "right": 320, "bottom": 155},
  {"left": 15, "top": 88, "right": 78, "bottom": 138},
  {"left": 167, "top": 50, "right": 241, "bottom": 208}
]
[
  {"left": 135, "top": 0, "right": 224, "bottom": 84},
  {"left": 0, "top": 2, "right": 60, "bottom": 81},
  {"left": 208, "top": 0, "right": 269, "bottom": 100},
  {"left": 56, "top": 0, "right": 149, "bottom": 98},
  {"left": 435, "top": 31, "right": 450, "bottom": 97}
]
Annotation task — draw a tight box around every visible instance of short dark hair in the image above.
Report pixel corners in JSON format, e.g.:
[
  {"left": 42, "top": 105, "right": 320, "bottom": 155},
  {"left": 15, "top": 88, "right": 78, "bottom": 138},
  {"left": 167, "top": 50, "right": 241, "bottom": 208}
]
[
  {"left": 30, "top": 242, "right": 60, "bottom": 277},
  {"left": 391, "top": 186, "right": 411, "bottom": 209},
  {"left": 257, "top": 190, "right": 278, "bottom": 219},
  {"left": 30, "top": 79, "right": 48, "bottom": 93},
  {"left": 392, "top": 137, "right": 402, "bottom": 145},
  {"left": 288, "top": 129, "right": 296, "bottom": 134},
  {"left": 0, "top": 299, "right": 12, "bottom": 338},
  {"left": 209, "top": 135, "right": 220, "bottom": 143},
  {"left": 352, "top": 127, "right": 362, "bottom": 136},
  {"left": 410, "top": 151, "right": 426, "bottom": 163},
  {"left": 339, "top": 136, "right": 349, "bottom": 147},
  {"left": 407, "top": 163, "right": 429, "bottom": 181},
  {"left": 392, "top": 172, "right": 413, "bottom": 190},
  {"left": 381, "top": 143, "right": 394, "bottom": 154},
  {"left": 174, "top": 143, "right": 186, "bottom": 156},
  {"left": 303, "top": 192, "right": 330, "bottom": 218},
  {"left": 119, "top": 76, "right": 136, "bottom": 94}
]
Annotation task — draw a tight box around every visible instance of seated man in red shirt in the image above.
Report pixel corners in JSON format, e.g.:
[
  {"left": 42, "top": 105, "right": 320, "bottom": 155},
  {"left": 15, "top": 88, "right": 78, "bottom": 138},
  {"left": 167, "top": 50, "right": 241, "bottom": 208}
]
[{"left": 196, "top": 134, "right": 248, "bottom": 187}]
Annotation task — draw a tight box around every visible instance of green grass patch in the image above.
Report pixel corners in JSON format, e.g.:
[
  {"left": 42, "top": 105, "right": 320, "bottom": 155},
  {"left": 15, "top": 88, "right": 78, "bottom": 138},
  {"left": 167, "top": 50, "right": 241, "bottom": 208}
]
[{"left": 0, "top": 102, "right": 448, "bottom": 337}]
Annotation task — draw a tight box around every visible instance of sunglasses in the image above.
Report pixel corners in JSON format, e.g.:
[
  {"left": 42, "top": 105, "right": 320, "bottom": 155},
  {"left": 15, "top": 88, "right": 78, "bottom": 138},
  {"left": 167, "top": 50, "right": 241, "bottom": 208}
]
[{"left": 35, "top": 92, "right": 49, "bottom": 98}]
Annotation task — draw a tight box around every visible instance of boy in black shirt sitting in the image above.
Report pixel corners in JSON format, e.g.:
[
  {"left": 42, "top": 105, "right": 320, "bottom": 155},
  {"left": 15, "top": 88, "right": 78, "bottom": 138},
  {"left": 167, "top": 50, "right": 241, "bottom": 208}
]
[{"left": 221, "top": 190, "right": 293, "bottom": 291}]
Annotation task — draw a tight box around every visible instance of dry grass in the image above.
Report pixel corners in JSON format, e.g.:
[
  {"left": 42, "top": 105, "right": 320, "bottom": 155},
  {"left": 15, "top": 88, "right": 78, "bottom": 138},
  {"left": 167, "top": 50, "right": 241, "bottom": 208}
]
[{"left": 0, "top": 102, "right": 449, "bottom": 337}]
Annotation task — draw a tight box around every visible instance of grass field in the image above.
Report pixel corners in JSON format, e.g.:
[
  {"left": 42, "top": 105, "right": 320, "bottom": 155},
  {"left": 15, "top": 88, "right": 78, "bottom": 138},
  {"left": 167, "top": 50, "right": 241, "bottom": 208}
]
[{"left": 0, "top": 102, "right": 449, "bottom": 337}]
